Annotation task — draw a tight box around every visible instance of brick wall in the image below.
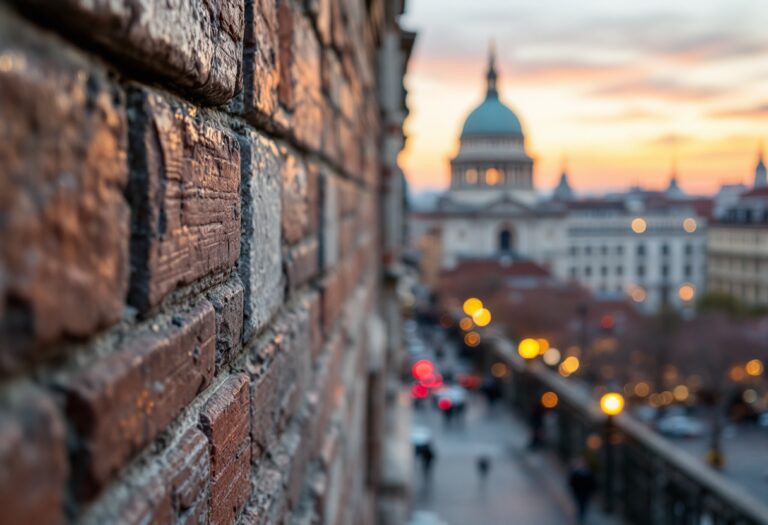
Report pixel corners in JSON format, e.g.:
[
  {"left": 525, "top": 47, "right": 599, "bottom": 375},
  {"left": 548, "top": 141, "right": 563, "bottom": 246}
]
[{"left": 0, "top": 1, "right": 414, "bottom": 523}]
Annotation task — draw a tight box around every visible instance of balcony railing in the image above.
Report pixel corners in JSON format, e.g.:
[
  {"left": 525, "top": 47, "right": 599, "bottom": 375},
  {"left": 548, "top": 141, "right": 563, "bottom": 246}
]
[{"left": 483, "top": 337, "right": 768, "bottom": 525}]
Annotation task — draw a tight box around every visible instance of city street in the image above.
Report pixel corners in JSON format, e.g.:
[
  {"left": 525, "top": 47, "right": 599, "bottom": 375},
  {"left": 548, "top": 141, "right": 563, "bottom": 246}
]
[{"left": 410, "top": 393, "right": 620, "bottom": 525}]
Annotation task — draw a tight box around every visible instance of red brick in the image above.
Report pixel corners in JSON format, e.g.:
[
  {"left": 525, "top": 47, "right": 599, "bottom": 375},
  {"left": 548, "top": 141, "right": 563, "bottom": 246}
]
[
  {"left": 282, "top": 153, "right": 312, "bottom": 245},
  {"left": 277, "top": 0, "right": 295, "bottom": 110},
  {"left": 244, "top": 0, "right": 280, "bottom": 121},
  {"left": 322, "top": 270, "right": 344, "bottom": 334},
  {"left": 12, "top": 0, "right": 244, "bottom": 105},
  {"left": 0, "top": 16, "right": 128, "bottom": 358},
  {"left": 66, "top": 301, "right": 216, "bottom": 499},
  {"left": 200, "top": 374, "right": 251, "bottom": 525},
  {"left": 127, "top": 89, "right": 241, "bottom": 310},
  {"left": 207, "top": 278, "right": 245, "bottom": 372},
  {"left": 286, "top": 239, "right": 320, "bottom": 292},
  {"left": 0, "top": 390, "right": 67, "bottom": 525},
  {"left": 307, "top": 292, "right": 324, "bottom": 363}
]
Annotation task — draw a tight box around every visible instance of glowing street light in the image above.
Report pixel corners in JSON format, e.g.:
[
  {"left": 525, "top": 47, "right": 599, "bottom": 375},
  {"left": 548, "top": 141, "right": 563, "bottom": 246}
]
[
  {"left": 463, "top": 297, "right": 483, "bottom": 317},
  {"left": 472, "top": 307, "right": 492, "bottom": 327},
  {"left": 600, "top": 392, "right": 625, "bottom": 417},
  {"left": 459, "top": 317, "right": 473, "bottom": 331},
  {"left": 631, "top": 217, "right": 647, "bottom": 234},
  {"left": 678, "top": 283, "right": 695, "bottom": 302},
  {"left": 518, "top": 338, "right": 539, "bottom": 360},
  {"left": 746, "top": 359, "right": 764, "bottom": 377},
  {"left": 541, "top": 391, "right": 558, "bottom": 409}
]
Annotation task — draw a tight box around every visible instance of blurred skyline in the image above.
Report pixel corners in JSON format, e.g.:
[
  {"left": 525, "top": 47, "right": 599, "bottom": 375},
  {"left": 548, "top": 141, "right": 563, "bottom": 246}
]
[{"left": 400, "top": 0, "right": 768, "bottom": 195}]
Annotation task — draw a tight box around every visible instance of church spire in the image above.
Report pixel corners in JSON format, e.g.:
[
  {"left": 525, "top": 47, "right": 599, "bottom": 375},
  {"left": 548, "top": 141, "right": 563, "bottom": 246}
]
[
  {"left": 486, "top": 39, "right": 498, "bottom": 98},
  {"left": 755, "top": 141, "right": 767, "bottom": 188}
]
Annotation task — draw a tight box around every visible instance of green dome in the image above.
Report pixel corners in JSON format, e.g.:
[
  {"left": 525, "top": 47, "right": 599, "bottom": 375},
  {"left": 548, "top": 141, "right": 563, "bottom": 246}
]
[{"left": 461, "top": 94, "right": 523, "bottom": 138}]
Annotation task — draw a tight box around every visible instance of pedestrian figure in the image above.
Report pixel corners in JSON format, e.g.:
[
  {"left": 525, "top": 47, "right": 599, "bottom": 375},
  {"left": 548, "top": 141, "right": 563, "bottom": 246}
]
[
  {"left": 476, "top": 454, "right": 491, "bottom": 482},
  {"left": 420, "top": 443, "right": 436, "bottom": 481},
  {"left": 528, "top": 402, "right": 545, "bottom": 449},
  {"left": 568, "top": 458, "right": 597, "bottom": 524}
]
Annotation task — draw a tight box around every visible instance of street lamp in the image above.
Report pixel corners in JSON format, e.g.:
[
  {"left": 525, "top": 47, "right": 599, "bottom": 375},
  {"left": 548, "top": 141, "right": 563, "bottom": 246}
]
[{"left": 599, "top": 392, "right": 624, "bottom": 514}]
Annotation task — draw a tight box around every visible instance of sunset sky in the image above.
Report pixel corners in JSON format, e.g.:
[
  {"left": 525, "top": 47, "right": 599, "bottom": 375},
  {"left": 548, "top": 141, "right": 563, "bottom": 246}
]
[{"left": 399, "top": 0, "right": 768, "bottom": 195}]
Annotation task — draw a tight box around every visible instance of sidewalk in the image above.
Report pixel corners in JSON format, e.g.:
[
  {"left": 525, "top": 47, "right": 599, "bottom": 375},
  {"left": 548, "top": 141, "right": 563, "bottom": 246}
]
[{"left": 410, "top": 394, "right": 621, "bottom": 525}]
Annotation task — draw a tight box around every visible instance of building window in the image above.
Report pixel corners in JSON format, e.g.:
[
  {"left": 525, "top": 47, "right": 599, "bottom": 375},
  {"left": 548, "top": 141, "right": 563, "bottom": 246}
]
[
  {"left": 616, "top": 266, "right": 624, "bottom": 276},
  {"left": 570, "top": 267, "right": 578, "bottom": 278},
  {"left": 570, "top": 246, "right": 578, "bottom": 256},
  {"left": 585, "top": 266, "right": 592, "bottom": 277},
  {"left": 616, "top": 245, "right": 624, "bottom": 255},
  {"left": 661, "top": 244, "right": 669, "bottom": 256},
  {"left": 485, "top": 167, "right": 501, "bottom": 186},
  {"left": 585, "top": 246, "right": 592, "bottom": 256},
  {"left": 637, "top": 265, "right": 645, "bottom": 277},
  {"left": 465, "top": 168, "right": 478, "bottom": 184},
  {"left": 601, "top": 266, "right": 608, "bottom": 276},
  {"left": 684, "top": 264, "right": 692, "bottom": 277},
  {"left": 661, "top": 264, "right": 669, "bottom": 277},
  {"left": 601, "top": 245, "right": 608, "bottom": 256},
  {"left": 637, "top": 244, "right": 645, "bottom": 256},
  {"left": 684, "top": 244, "right": 693, "bottom": 256}
]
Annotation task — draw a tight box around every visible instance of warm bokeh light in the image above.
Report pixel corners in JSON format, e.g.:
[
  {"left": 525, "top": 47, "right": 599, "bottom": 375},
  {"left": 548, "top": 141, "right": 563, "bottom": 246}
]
[
  {"left": 542, "top": 348, "right": 561, "bottom": 366},
  {"left": 586, "top": 434, "right": 603, "bottom": 451},
  {"left": 629, "top": 285, "right": 647, "bottom": 303},
  {"left": 746, "top": 359, "right": 764, "bottom": 377},
  {"left": 673, "top": 385, "right": 690, "bottom": 402},
  {"left": 463, "top": 297, "right": 483, "bottom": 317},
  {"left": 472, "top": 307, "right": 492, "bottom": 327},
  {"left": 491, "top": 362, "right": 509, "bottom": 378},
  {"left": 631, "top": 217, "right": 647, "bottom": 234},
  {"left": 559, "top": 356, "right": 580, "bottom": 376},
  {"left": 438, "top": 397, "right": 453, "bottom": 411},
  {"left": 743, "top": 389, "right": 758, "bottom": 404},
  {"left": 600, "top": 392, "right": 625, "bottom": 416},
  {"left": 485, "top": 168, "right": 500, "bottom": 186},
  {"left": 634, "top": 382, "right": 650, "bottom": 397},
  {"left": 541, "top": 391, "right": 559, "bottom": 409},
  {"left": 464, "top": 331, "right": 481, "bottom": 347},
  {"left": 536, "top": 338, "right": 550, "bottom": 355},
  {"left": 682, "top": 217, "right": 697, "bottom": 233},
  {"left": 678, "top": 283, "right": 696, "bottom": 302},
  {"left": 459, "top": 317, "right": 474, "bottom": 331},
  {"left": 411, "top": 384, "right": 429, "bottom": 399},
  {"left": 518, "top": 338, "right": 540, "bottom": 359},
  {"left": 729, "top": 365, "right": 746, "bottom": 382}
]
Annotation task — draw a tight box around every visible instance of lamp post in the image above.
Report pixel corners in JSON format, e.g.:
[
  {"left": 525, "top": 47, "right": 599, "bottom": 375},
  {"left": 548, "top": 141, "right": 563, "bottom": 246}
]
[{"left": 599, "top": 392, "right": 624, "bottom": 514}]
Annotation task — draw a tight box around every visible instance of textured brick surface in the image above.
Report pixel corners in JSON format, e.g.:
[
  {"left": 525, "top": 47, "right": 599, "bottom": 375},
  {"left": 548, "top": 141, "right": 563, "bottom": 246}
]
[
  {"left": 0, "top": 0, "right": 409, "bottom": 521},
  {"left": 0, "top": 391, "right": 67, "bottom": 525},
  {"left": 239, "top": 131, "right": 283, "bottom": 342},
  {"left": 200, "top": 374, "right": 251, "bottom": 525},
  {"left": 67, "top": 301, "right": 216, "bottom": 498},
  {"left": 127, "top": 89, "right": 241, "bottom": 310},
  {"left": 0, "top": 16, "right": 128, "bottom": 357},
  {"left": 13, "top": 0, "right": 244, "bottom": 105},
  {"left": 208, "top": 278, "right": 245, "bottom": 371}
]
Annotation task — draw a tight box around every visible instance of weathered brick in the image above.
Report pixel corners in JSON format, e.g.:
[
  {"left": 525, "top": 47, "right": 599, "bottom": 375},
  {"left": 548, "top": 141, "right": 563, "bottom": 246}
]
[
  {"left": 290, "top": 10, "right": 323, "bottom": 151},
  {"left": 165, "top": 428, "right": 211, "bottom": 523},
  {"left": 0, "top": 390, "right": 67, "bottom": 525},
  {"left": 286, "top": 239, "right": 320, "bottom": 292},
  {"left": 200, "top": 374, "right": 251, "bottom": 525},
  {"left": 282, "top": 153, "right": 312, "bottom": 245},
  {"left": 239, "top": 131, "right": 283, "bottom": 342},
  {"left": 249, "top": 311, "right": 311, "bottom": 460},
  {"left": 0, "top": 14, "right": 128, "bottom": 358},
  {"left": 12, "top": 0, "right": 244, "bottom": 105},
  {"left": 243, "top": 0, "right": 280, "bottom": 121},
  {"left": 127, "top": 89, "right": 241, "bottom": 310},
  {"left": 321, "top": 271, "right": 343, "bottom": 334},
  {"left": 207, "top": 277, "right": 245, "bottom": 372},
  {"left": 66, "top": 300, "right": 216, "bottom": 499}
]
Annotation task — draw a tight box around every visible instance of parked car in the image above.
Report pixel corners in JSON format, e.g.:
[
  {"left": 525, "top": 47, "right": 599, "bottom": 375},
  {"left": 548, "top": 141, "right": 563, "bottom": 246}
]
[{"left": 656, "top": 415, "right": 705, "bottom": 438}]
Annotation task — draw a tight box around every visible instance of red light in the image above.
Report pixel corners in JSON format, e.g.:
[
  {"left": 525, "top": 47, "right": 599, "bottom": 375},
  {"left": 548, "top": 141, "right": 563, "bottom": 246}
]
[
  {"left": 411, "top": 360, "right": 434, "bottom": 381},
  {"left": 438, "top": 398, "right": 453, "bottom": 411},
  {"left": 421, "top": 373, "right": 443, "bottom": 389},
  {"left": 600, "top": 314, "right": 615, "bottom": 330},
  {"left": 458, "top": 374, "right": 482, "bottom": 390},
  {"left": 411, "top": 384, "right": 429, "bottom": 399}
]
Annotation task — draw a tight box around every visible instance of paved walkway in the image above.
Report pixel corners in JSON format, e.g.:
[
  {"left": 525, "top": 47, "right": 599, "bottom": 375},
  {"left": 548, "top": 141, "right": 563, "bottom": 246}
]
[{"left": 411, "top": 393, "right": 620, "bottom": 525}]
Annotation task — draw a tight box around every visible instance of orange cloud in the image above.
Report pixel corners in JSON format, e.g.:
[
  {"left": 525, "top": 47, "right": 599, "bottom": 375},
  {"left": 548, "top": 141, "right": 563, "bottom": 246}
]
[
  {"left": 590, "top": 77, "right": 727, "bottom": 101},
  {"left": 709, "top": 103, "right": 768, "bottom": 119}
]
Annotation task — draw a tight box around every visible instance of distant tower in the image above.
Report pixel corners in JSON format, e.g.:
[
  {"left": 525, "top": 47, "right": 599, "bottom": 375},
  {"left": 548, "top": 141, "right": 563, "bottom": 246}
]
[
  {"left": 552, "top": 156, "right": 575, "bottom": 201},
  {"left": 665, "top": 158, "right": 685, "bottom": 199},
  {"left": 755, "top": 143, "right": 767, "bottom": 188}
]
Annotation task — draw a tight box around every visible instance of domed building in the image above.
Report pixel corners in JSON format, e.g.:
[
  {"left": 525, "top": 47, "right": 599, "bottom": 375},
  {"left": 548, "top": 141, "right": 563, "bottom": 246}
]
[
  {"left": 445, "top": 47, "right": 536, "bottom": 205},
  {"left": 429, "top": 46, "right": 567, "bottom": 275}
]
